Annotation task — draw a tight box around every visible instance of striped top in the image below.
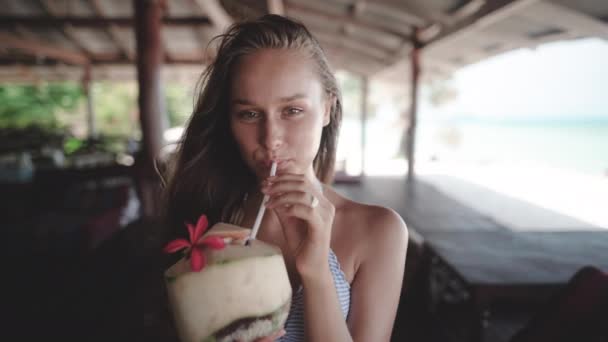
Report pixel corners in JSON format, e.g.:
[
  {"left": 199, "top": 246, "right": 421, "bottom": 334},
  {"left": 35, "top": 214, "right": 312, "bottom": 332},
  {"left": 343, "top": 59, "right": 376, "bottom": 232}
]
[{"left": 277, "top": 249, "right": 351, "bottom": 342}]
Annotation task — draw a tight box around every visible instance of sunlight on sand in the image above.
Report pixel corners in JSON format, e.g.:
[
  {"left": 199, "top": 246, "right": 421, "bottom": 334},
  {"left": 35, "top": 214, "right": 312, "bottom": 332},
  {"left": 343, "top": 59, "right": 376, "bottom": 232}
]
[{"left": 364, "top": 158, "right": 608, "bottom": 230}]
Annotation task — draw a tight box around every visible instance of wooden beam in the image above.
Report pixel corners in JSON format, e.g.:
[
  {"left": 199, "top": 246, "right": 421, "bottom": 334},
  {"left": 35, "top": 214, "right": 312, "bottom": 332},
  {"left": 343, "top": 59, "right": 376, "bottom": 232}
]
[
  {"left": 0, "top": 32, "right": 89, "bottom": 65},
  {"left": 349, "top": 1, "right": 366, "bottom": 17},
  {"left": 369, "top": 0, "right": 450, "bottom": 25},
  {"left": 529, "top": 2, "right": 608, "bottom": 39},
  {"left": 312, "top": 30, "right": 392, "bottom": 61},
  {"left": 449, "top": 0, "right": 486, "bottom": 21},
  {"left": 90, "top": 0, "right": 135, "bottom": 61},
  {"left": 285, "top": 1, "right": 412, "bottom": 40},
  {"left": 82, "top": 66, "right": 97, "bottom": 138},
  {"left": 406, "top": 31, "right": 421, "bottom": 183},
  {"left": 315, "top": 35, "right": 389, "bottom": 66},
  {"left": 186, "top": 0, "right": 219, "bottom": 52},
  {"left": 38, "top": 0, "right": 94, "bottom": 57},
  {"left": 267, "top": 0, "right": 285, "bottom": 16},
  {"left": 192, "top": 0, "right": 232, "bottom": 32},
  {"left": 360, "top": 75, "right": 368, "bottom": 176},
  {"left": 0, "top": 55, "right": 213, "bottom": 66},
  {"left": 423, "top": 0, "right": 539, "bottom": 46},
  {"left": 364, "top": 0, "right": 427, "bottom": 27},
  {"left": 0, "top": 16, "right": 211, "bottom": 28},
  {"left": 165, "top": 52, "right": 213, "bottom": 64},
  {"left": 134, "top": 0, "right": 167, "bottom": 219},
  {"left": 302, "top": 19, "right": 396, "bottom": 55}
]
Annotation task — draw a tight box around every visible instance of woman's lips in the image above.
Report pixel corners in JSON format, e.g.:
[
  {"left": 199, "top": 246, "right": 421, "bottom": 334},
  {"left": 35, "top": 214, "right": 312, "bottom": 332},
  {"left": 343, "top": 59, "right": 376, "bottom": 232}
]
[{"left": 260, "top": 159, "right": 291, "bottom": 171}]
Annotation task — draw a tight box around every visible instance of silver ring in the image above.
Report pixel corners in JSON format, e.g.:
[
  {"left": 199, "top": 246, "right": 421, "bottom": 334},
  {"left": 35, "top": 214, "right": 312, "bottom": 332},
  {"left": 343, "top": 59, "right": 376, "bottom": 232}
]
[{"left": 310, "top": 195, "right": 319, "bottom": 208}]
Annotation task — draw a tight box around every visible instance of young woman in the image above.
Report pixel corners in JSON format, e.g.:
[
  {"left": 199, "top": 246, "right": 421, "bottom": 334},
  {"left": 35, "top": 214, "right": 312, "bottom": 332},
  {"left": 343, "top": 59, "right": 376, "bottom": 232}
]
[{"left": 162, "top": 14, "right": 408, "bottom": 342}]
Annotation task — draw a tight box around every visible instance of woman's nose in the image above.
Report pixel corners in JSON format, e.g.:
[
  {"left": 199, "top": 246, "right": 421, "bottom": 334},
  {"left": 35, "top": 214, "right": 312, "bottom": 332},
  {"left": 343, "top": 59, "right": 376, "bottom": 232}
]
[{"left": 261, "top": 118, "right": 284, "bottom": 151}]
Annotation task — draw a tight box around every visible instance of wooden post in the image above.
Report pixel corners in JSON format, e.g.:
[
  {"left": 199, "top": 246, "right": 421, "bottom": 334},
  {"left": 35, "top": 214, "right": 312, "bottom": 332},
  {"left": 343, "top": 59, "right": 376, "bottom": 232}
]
[
  {"left": 82, "top": 65, "right": 97, "bottom": 139},
  {"left": 361, "top": 75, "right": 368, "bottom": 176},
  {"left": 406, "top": 31, "right": 421, "bottom": 183},
  {"left": 134, "top": 0, "right": 167, "bottom": 219}
]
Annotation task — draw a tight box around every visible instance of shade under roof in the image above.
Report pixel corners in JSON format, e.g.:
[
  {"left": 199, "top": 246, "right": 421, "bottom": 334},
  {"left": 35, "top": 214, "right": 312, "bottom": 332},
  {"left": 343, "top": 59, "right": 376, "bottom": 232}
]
[{"left": 0, "top": 0, "right": 606, "bottom": 83}]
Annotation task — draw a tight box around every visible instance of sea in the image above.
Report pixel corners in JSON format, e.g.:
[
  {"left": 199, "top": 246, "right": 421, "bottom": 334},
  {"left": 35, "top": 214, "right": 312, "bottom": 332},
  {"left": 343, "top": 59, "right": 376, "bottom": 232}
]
[{"left": 416, "top": 118, "right": 608, "bottom": 177}]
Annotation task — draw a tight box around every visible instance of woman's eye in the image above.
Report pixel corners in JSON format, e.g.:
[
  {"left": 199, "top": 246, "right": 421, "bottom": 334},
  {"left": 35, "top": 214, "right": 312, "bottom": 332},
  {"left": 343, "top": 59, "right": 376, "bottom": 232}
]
[
  {"left": 285, "top": 107, "right": 303, "bottom": 116},
  {"left": 238, "top": 111, "right": 260, "bottom": 120}
]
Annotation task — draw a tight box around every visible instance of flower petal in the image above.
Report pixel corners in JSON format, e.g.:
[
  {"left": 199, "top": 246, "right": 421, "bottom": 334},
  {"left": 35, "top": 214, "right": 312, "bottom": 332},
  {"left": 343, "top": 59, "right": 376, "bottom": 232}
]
[
  {"left": 190, "top": 247, "right": 206, "bottom": 272},
  {"left": 193, "top": 214, "right": 209, "bottom": 242},
  {"left": 186, "top": 222, "right": 196, "bottom": 243},
  {"left": 200, "top": 236, "right": 226, "bottom": 250},
  {"left": 163, "top": 239, "right": 191, "bottom": 254}
]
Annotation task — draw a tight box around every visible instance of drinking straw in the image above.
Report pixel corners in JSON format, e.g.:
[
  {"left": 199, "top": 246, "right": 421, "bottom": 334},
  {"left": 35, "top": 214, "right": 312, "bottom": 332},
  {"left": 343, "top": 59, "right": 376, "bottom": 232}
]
[{"left": 246, "top": 161, "right": 277, "bottom": 244}]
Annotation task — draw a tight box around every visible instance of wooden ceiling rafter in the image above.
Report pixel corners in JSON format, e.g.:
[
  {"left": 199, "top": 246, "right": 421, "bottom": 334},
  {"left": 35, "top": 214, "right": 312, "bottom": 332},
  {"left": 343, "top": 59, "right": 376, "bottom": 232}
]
[
  {"left": 285, "top": 0, "right": 413, "bottom": 77},
  {"left": 531, "top": 2, "right": 608, "bottom": 39},
  {"left": 285, "top": 1, "right": 413, "bottom": 41},
  {"left": 340, "top": 0, "right": 373, "bottom": 77},
  {"left": 449, "top": 0, "right": 486, "bottom": 22},
  {"left": 297, "top": 17, "right": 396, "bottom": 55},
  {"left": 0, "top": 31, "right": 90, "bottom": 66},
  {"left": 423, "top": 0, "right": 539, "bottom": 47},
  {"left": 37, "top": 0, "right": 94, "bottom": 58},
  {"left": 0, "top": 16, "right": 212, "bottom": 28},
  {"left": 380, "top": 0, "right": 535, "bottom": 76},
  {"left": 185, "top": 0, "right": 218, "bottom": 55},
  {"left": 363, "top": 0, "right": 426, "bottom": 27},
  {"left": 369, "top": 0, "right": 449, "bottom": 26},
  {"left": 193, "top": 0, "right": 233, "bottom": 33},
  {"left": 191, "top": 0, "right": 233, "bottom": 62},
  {"left": 89, "top": 0, "right": 135, "bottom": 61},
  {"left": 314, "top": 33, "right": 390, "bottom": 66}
]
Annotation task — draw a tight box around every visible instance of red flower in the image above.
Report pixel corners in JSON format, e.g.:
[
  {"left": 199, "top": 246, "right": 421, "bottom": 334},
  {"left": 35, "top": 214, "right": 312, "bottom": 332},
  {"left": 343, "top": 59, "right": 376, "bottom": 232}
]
[{"left": 163, "top": 215, "right": 225, "bottom": 272}]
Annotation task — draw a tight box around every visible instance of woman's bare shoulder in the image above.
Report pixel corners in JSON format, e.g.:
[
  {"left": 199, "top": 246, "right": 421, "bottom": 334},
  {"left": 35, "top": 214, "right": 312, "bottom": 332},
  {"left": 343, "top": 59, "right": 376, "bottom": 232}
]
[
  {"left": 330, "top": 189, "right": 408, "bottom": 256},
  {"left": 345, "top": 201, "right": 407, "bottom": 239}
]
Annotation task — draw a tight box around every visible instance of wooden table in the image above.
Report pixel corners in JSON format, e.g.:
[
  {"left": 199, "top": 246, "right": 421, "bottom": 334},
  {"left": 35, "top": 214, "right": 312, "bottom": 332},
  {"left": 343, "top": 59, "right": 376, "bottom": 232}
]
[{"left": 422, "top": 229, "right": 608, "bottom": 342}]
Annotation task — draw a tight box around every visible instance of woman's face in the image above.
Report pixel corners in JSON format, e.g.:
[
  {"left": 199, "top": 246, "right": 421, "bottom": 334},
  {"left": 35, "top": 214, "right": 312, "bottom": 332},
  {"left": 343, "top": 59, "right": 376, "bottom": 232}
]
[{"left": 229, "top": 48, "right": 331, "bottom": 181}]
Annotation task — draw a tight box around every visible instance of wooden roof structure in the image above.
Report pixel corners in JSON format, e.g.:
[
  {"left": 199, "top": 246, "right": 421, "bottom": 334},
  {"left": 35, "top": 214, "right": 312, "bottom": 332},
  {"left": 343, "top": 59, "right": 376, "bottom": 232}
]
[{"left": 1, "top": 0, "right": 607, "bottom": 83}]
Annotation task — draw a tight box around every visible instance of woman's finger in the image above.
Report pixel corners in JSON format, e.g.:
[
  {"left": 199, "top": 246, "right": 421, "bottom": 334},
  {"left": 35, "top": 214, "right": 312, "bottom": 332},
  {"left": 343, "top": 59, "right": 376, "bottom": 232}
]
[
  {"left": 274, "top": 202, "right": 318, "bottom": 223},
  {"left": 262, "top": 179, "right": 307, "bottom": 195},
  {"left": 266, "top": 191, "right": 315, "bottom": 209}
]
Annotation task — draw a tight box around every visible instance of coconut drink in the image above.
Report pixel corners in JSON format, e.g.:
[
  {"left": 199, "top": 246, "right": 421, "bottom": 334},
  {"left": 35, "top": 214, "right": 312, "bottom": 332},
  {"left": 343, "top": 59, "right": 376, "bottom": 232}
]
[{"left": 163, "top": 217, "right": 292, "bottom": 342}]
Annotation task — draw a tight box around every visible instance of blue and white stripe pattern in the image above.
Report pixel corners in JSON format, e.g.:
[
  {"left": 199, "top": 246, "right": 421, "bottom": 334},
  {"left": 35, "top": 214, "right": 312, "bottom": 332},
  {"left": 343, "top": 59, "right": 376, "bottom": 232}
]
[{"left": 277, "top": 249, "right": 351, "bottom": 341}]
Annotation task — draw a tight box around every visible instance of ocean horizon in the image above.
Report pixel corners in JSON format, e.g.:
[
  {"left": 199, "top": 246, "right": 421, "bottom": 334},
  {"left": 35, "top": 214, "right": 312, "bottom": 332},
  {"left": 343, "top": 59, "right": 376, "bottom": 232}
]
[{"left": 417, "top": 118, "right": 608, "bottom": 176}]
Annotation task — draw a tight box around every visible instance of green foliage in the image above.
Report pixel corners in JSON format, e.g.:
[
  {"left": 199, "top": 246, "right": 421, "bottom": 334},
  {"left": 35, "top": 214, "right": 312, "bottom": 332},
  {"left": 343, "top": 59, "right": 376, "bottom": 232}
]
[
  {"left": 92, "top": 82, "right": 139, "bottom": 137},
  {"left": 166, "top": 83, "right": 194, "bottom": 127},
  {"left": 0, "top": 83, "right": 83, "bottom": 128},
  {"left": 0, "top": 81, "right": 196, "bottom": 140}
]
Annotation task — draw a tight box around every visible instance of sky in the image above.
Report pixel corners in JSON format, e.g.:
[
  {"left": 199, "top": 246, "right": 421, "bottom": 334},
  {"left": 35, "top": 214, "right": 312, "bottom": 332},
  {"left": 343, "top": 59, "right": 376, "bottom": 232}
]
[{"left": 428, "top": 38, "right": 608, "bottom": 120}]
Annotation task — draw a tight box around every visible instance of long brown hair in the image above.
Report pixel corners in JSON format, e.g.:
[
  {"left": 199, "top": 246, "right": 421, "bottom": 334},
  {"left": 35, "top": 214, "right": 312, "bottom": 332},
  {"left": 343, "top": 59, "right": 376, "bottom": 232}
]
[{"left": 162, "top": 14, "right": 343, "bottom": 237}]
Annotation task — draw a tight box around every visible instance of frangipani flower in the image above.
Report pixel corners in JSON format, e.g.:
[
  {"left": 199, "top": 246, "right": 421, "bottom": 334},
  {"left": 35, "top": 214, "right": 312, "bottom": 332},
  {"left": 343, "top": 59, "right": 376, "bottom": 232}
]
[{"left": 163, "top": 215, "right": 225, "bottom": 272}]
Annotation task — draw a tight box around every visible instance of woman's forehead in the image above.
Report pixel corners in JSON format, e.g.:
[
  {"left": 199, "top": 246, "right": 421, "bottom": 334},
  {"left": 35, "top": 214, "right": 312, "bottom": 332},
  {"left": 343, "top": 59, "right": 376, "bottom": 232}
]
[{"left": 231, "top": 49, "right": 323, "bottom": 101}]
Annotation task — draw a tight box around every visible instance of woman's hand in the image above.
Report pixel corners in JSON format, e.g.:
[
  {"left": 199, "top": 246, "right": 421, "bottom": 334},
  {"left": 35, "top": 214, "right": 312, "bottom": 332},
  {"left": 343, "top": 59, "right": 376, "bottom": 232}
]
[{"left": 262, "top": 171, "right": 335, "bottom": 279}]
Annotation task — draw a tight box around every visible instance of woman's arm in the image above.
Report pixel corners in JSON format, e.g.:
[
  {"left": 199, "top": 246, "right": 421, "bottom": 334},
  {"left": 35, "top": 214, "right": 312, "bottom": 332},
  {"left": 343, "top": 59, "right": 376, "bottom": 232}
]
[{"left": 347, "top": 207, "right": 408, "bottom": 341}]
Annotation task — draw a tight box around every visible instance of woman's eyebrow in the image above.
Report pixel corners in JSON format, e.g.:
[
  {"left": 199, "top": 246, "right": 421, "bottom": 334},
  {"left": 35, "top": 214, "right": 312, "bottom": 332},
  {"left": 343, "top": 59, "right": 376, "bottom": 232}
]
[
  {"left": 278, "top": 93, "right": 307, "bottom": 102},
  {"left": 232, "top": 98, "right": 254, "bottom": 106},
  {"left": 232, "top": 93, "right": 308, "bottom": 106}
]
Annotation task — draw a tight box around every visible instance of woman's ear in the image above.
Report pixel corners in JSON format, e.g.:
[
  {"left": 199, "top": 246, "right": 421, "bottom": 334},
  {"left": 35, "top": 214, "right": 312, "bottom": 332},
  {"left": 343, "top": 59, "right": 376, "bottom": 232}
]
[{"left": 323, "top": 94, "right": 335, "bottom": 127}]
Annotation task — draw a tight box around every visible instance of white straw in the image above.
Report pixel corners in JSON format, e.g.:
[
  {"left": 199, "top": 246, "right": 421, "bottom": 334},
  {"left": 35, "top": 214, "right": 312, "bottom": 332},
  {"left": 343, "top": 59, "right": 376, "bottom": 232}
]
[{"left": 247, "top": 161, "right": 277, "bottom": 244}]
